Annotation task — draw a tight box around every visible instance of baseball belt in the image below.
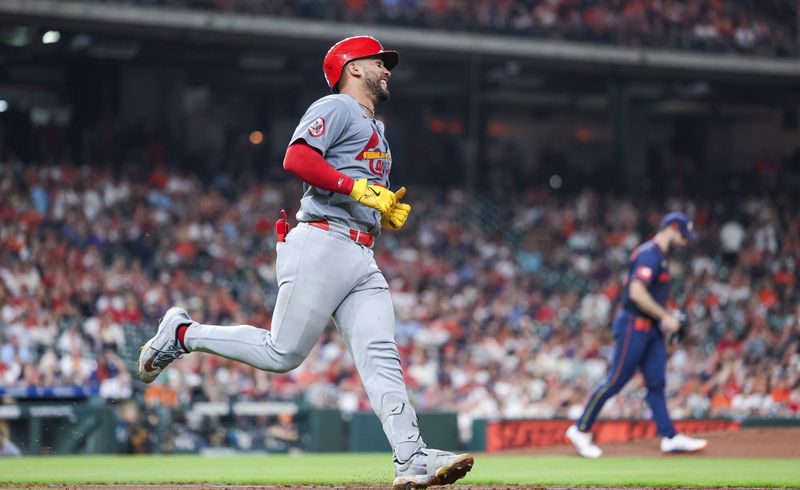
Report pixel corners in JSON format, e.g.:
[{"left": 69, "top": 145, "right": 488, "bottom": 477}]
[{"left": 307, "top": 220, "right": 375, "bottom": 247}]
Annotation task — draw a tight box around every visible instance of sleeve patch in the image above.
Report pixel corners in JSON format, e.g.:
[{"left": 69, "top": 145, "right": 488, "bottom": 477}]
[
  {"left": 307, "top": 117, "right": 326, "bottom": 137},
  {"left": 635, "top": 266, "right": 653, "bottom": 281}
]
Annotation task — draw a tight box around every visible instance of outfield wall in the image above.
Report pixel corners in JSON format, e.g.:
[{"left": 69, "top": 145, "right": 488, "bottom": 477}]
[
  {"left": 479, "top": 419, "right": 742, "bottom": 452},
  {"left": 4, "top": 400, "right": 799, "bottom": 455},
  {"left": 0, "top": 402, "right": 460, "bottom": 455},
  {"left": 0, "top": 402, "right": 117, "bottom": 455}
]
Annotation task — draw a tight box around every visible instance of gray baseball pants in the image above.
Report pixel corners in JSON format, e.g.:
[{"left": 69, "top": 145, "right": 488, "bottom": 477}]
[{"left": 184, "top": 223, "right": 423, "bottom": 461}]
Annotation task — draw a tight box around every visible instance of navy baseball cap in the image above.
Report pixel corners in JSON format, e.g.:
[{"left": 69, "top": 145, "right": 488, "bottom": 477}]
[{"left": 660, "top": 212, "right": 697, "bottom": 240}]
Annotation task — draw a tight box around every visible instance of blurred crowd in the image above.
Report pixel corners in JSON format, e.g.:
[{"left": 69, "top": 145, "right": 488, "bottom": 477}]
[
  {"left": 0, "top": 158, "right": 797, "bottom": 449},
  {"left": 94, "top": 0, "right": 800, "bottom": 57}
]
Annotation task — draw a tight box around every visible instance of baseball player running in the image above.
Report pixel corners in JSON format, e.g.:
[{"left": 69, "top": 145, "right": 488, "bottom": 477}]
[
  {"left": 566, "top": 212, "right": 708, "bottom": 457},
  {"left": 137, "top": 36, "right": 473, "bottom": 488}
]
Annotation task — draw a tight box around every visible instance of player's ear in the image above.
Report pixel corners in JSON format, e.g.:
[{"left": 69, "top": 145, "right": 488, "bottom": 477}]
[
  {"left": 339, "top": 61, "right": 366, "bottom": 91},
  {"left": 345, "top": 61, "right": 362, "bottom": 79}
]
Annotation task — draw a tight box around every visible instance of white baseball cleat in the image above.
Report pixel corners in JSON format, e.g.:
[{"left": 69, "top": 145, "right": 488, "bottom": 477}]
[
  {"left": 661, "top": 433, "right": 708, "bottom": 453},
  {"left": 566, "top": 424, "right": 603, "bottom": 458},
  {"left": 393, "top": 448, "right": 474, "bottom": 488},
  {"left": 136, "top": 306, "right": 192, "bottom": 383}
]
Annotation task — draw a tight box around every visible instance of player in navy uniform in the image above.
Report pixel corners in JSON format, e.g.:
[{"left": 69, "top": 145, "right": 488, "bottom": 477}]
[{"left": 566, "top": 212, "right": 708, "bottom": 457}]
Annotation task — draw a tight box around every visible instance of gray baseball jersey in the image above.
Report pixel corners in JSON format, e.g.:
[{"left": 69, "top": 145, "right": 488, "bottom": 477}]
[{"left": 290, "top": 94, "right": 392, "bottom": 234}]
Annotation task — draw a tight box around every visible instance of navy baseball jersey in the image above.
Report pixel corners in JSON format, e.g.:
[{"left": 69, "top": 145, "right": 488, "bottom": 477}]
[
  {"left": 290, "top": 94, "right": 392, "bottom": 233},
  {"left": 621, "top": 241, "right": 670, "bottom": 317}
]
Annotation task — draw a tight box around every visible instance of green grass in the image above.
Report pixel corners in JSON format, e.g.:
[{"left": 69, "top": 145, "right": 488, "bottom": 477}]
[{"left": 0, "top": 454, "right": 798, "bottom": 487}]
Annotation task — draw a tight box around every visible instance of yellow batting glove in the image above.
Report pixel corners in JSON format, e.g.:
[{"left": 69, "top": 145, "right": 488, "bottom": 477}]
[
  {"left": 381, "top": 202, "right": 411, "bottom": 230},
  {"left": 381, "top": 186, "right": 412, "bottom": 231},
  {"left": 349, "top": 178, "right": 396, "bottom": 214}
]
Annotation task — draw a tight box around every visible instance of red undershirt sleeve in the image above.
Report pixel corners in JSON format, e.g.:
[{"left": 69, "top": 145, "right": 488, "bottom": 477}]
[{"left": 283, "top": 142, "right": 355, "bottom": 195}]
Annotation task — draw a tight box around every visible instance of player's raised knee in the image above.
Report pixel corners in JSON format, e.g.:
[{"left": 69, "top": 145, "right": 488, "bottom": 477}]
[{"left": 267, "top": 351, "right": 306, "bottom": 373}]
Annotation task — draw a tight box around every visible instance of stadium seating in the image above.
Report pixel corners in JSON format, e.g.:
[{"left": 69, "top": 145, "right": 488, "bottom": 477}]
[
  {"left": 90, "top": 0, "right": 799, "bottom": 57},
  {"left": 0, "top": 160, "right": 797, "bottom": 450}
]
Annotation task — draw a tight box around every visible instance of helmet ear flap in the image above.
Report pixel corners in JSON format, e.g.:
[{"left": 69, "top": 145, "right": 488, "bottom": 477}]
[
  {"left": 322, "top": 36, "right": 399, "bottom": 91},
  {"left": 333, "top": 61, "right": 355, "bottom": 93}
]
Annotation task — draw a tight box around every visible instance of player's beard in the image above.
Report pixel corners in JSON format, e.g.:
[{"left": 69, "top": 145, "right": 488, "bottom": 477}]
[{"left": 365, "top": 73, "right": 390, "bottom": 103}]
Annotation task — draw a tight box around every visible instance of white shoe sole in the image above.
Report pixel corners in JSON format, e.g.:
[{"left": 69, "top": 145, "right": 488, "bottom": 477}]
[
  {"left": 393, "top": 453, "right": 474, "bottom": 489},
  {"left": 663, "top": 440, "right": 708, "bottom": 454},
  {"left": 566, "top": 427, "right": 602, "bottom": 459},
  {"left": 136, "top": 307, "right": 186, "bottom": 383}
]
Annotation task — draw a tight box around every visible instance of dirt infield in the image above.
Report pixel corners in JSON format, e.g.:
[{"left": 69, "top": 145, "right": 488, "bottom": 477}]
[{"left": 511, "top": 426, "right": 800, "bottom": 458}]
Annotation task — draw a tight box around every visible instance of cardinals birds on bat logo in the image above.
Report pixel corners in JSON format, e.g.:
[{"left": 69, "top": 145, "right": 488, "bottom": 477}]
[
  {"left": 308, "top": 117, "right": 326, "bottom": 137},
  {"left": 356, "top": 129, "right": 391, "bottom": 177}
]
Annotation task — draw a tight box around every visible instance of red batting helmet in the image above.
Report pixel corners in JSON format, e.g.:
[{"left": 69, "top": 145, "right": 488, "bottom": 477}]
[{"left": 323, "top": 36, "right": 399, "bottom": 92}]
